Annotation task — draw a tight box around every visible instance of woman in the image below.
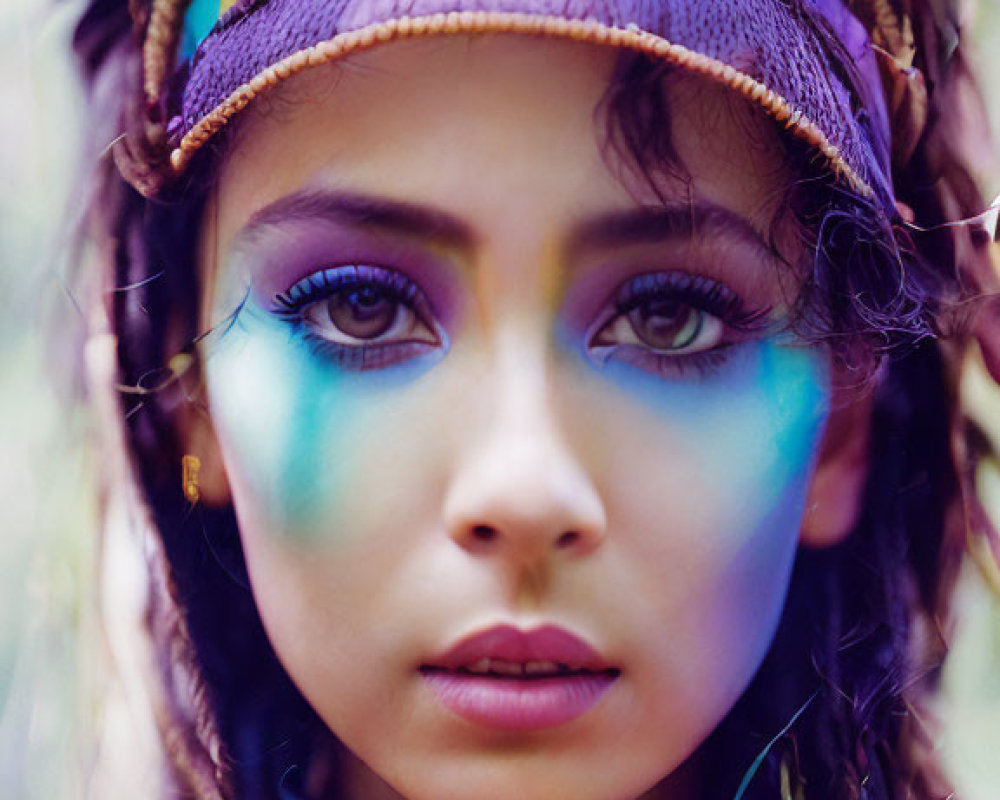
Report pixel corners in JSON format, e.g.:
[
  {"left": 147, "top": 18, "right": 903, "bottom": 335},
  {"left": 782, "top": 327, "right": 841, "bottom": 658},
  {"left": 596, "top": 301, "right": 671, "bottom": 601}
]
[{"left": 73, "top": 0, "right": 1000, "bottom": 798}]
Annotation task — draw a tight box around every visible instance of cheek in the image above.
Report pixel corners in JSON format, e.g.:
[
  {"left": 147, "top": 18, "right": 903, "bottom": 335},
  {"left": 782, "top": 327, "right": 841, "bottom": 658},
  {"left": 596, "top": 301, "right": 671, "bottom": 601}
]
[
  {"left": 204, "top": 302, "right": 442, "bottom": 544},
  {"left": 595, "top": 340, "right": 829, "bottom": 695},
  {"left": 201, "top": 302, "right": 447, "bottom": 706},
  {"left": 205, "top": 304, "right": 360, "bottom": 541}
]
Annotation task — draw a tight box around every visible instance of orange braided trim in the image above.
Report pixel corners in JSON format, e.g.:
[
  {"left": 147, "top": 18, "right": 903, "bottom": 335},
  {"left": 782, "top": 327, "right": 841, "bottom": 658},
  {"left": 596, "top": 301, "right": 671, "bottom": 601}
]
[
  {"left": 168, "top": 10, "right": 872, "bottom": 197},
  {"left": 144, "top": 0, "right": 190, "bottom": 106},
  {"left": 868, "top": 0, "right": 914, "bottom": 60}
]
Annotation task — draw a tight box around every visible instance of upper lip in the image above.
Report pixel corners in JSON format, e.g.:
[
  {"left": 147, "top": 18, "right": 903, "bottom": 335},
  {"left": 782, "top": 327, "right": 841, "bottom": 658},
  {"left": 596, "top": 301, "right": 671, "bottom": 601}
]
[{"left": 424, "top": 624, "right": 616, "bottom": 672}]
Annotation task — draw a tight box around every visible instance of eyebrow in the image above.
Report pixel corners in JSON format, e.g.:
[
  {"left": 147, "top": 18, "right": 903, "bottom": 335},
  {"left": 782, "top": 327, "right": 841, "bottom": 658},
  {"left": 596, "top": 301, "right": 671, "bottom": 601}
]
[
  {"left": 569, "top": 203, "right": 772, "bottom": 256},
  {"left": 236, "top": 188, "right": 772, "bottom": 258},
  {"left": 239, "top": 188, "right": 477, "bottom": 248}
]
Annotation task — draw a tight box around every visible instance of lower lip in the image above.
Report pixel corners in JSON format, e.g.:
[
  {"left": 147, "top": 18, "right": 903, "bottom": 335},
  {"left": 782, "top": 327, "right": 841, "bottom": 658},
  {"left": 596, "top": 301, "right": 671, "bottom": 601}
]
[{"left": 421, "top": 671, "right": 617, "bottom": 731}]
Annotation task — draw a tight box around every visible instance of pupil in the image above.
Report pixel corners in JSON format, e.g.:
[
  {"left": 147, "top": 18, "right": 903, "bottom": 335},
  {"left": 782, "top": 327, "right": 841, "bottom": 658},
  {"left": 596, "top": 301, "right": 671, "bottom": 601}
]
[
  {"left": 326, "top": 286, "right": 396, "bottom": 339},
  {"left": 354, "top": 287, "right": 381, "bottom": 310}
]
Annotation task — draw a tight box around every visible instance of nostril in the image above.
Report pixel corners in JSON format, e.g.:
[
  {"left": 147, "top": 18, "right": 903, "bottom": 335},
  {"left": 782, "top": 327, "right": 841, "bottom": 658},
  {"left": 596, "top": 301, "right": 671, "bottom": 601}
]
[
  {"left": 556, "top": 531, "right": 580, "bottom": 549},
  {"left": 472, "top": 524, "right": 497, "bottom": 543}
]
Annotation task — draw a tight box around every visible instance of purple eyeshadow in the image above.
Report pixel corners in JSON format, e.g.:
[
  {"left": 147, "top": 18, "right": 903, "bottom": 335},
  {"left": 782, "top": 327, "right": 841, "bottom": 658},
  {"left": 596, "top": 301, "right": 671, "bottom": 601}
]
[{"left": 229, "top": 218, "right": 461, "bottom": 330}]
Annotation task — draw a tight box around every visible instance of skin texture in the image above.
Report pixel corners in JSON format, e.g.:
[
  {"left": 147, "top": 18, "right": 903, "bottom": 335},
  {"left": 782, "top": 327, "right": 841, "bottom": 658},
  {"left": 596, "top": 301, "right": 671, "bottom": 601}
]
[{"left": 193, "top": 36, "right": 859, "bottom": 800}]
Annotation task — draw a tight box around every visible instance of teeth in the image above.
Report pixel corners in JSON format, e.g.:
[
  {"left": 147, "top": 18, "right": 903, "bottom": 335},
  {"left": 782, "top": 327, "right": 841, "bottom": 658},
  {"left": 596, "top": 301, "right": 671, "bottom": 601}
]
[
  {"left": 489, "top": 660, "right": 525, "bottom": 676},
  {"left": 460, "top": 658, "right": 575, "bottom": 676},
  {"left": 524, "top": 660, "right": 560, "bottom": 675}
]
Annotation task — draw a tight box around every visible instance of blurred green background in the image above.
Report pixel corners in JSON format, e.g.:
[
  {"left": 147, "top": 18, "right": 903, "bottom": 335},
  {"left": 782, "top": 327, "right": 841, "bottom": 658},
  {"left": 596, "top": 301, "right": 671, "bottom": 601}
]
[
  {"left": 0, "top": 2, "right": 99, "bottom": 798},
  {"left": 0, "top": 1, "right": 998, "bottom": 798}
]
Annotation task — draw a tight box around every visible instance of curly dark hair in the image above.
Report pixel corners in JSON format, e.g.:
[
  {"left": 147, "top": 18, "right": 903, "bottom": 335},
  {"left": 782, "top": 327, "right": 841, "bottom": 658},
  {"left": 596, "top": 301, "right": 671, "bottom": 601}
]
[{"left": 72, "top": 0, "right": 1000, "bottom": 798}]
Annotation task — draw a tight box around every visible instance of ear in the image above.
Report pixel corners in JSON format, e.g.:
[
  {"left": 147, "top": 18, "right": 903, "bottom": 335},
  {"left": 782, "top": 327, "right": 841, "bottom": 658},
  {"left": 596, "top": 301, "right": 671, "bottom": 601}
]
[
  {"left": 175, "top": 358, "right": 232, "bottom": 507},
  {"left": 799, "top": 375, "right": 878, "bottom": 548}
]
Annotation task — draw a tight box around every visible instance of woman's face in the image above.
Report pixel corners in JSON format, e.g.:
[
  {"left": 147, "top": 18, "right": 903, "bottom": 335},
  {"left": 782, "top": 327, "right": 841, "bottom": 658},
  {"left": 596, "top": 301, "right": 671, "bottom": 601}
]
[{"left": 199, "top": 37, "right": 832, "bottom": 800}]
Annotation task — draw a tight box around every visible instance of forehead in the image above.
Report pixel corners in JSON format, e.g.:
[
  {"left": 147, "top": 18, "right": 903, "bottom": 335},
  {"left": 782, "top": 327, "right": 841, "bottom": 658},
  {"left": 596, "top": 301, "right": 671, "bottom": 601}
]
[{"left": 214, "top": 35, "right": 793, "bottom": 255}]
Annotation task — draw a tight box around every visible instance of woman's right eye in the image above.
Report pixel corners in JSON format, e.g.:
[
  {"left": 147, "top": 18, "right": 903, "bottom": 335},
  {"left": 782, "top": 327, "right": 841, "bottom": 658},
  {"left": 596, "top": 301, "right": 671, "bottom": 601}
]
[
  {"left": 271, "top": 265, "right": 442, "bottom": 370},
  {"left": 302, "top": 284, "right": 436, "bottom": 346}
]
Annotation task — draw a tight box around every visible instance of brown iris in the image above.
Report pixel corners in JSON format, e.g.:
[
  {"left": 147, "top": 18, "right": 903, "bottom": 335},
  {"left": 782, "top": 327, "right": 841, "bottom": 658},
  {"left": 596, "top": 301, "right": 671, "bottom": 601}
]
[
  {"left": 626, "top": 298, "right": 703, "bottom": 350},
  {"left": 324, "top": 287, "right": 397, "bottom": 340}
]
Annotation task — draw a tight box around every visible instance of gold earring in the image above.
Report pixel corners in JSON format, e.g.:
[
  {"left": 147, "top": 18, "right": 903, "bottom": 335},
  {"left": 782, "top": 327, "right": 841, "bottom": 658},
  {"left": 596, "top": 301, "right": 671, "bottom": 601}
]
[{"left": 182, "top": 454, "right": 202, "bottom": 504}]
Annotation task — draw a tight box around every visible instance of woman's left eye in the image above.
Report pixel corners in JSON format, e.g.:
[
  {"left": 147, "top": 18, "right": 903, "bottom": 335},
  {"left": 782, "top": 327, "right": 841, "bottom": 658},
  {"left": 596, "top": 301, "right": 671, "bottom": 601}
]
[
  {"left": 586, "top": 272, "right": 769, "bottom": 375},
  {"left": 271, "top": 265, "right": 441, "bottom": 369},
  {"left": 592, "top": 298, "right": 723, "bottom": 354}
]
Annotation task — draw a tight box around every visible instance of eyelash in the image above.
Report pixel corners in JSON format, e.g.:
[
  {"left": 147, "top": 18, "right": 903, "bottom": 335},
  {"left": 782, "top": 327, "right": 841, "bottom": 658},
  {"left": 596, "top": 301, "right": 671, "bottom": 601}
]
[
  {"left": 270, "top": 264, "right": 442, "bottom": 370},
  {"left": 269, "top": 266, "right": 771, "bottom": 376}
]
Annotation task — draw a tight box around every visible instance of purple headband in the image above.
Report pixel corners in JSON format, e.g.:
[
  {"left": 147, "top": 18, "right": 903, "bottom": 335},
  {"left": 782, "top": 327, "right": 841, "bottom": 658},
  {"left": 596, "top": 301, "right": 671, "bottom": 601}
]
[{"left": 132, "top": 0, "right": 900, "bottom": 207}]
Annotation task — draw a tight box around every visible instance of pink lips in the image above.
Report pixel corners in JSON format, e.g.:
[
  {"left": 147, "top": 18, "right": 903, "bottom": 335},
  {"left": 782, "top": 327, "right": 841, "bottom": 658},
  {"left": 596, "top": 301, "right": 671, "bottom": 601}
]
[{"left": 420, "top": 624, "right": 619, "bottom": 731}]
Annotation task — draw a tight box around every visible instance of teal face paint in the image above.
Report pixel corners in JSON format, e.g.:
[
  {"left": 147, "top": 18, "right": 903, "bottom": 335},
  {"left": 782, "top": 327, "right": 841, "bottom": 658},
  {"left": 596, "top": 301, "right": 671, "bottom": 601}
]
[
  {"left": 205, "top": 301, "right": 355, "bottom": 539},
  {"left": 594, "top": 337, "right": 830, "bottom": 513},
  {"left": 586, "top": 334, "right": 831, "bottom": 659},
  {"left": 203, "top": 295, "right": 442, "bottom": 542},
  {"left": 209, "top": 271, "right": 828, "bottom": 555}
]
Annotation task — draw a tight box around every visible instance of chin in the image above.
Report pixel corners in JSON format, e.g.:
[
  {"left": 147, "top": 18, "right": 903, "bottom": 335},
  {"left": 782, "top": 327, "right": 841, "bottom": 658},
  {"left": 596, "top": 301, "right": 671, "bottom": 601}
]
[{"left": 363, "top": 747, "right": 679, "bottom": 800}]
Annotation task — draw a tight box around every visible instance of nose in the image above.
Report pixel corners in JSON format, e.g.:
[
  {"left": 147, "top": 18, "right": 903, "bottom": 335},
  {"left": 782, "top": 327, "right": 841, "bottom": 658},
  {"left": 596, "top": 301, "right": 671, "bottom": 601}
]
[{"left": 442, "top": 340, "right": 607, "bottom": 565}]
